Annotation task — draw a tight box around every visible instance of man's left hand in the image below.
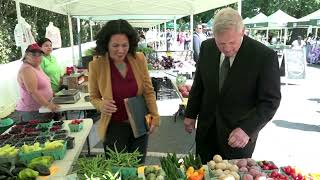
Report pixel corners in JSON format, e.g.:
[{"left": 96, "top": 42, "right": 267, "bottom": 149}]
[{"left": 228, "top": 128, "right": 249, "bottom": 148}]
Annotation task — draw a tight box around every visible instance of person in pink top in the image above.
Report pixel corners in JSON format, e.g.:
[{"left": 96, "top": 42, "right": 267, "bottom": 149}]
[{"left": 16, "top": 43, "right": 59, "bottom": 122}]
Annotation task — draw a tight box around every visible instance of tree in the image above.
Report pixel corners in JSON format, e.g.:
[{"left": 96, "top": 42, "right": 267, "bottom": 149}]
[{"left": 242, "top": 0, "right": 320, "bottom": 18}]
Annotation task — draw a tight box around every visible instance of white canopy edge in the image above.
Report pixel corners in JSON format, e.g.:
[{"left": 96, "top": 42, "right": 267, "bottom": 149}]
[{"left": 16, "top": 0, "right": 237, "bottom": 22}]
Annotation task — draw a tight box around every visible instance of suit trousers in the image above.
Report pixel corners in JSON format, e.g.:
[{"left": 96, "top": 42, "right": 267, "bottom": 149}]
[
  {"left": 196, "top": 121, "right": 218, "bottom": 164},
  {"left": 103, "top": 121, "right": 148, "bottom": 163}
]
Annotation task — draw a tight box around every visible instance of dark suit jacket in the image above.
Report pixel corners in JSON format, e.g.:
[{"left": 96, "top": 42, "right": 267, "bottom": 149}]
[{"left": 185, "top": 35, "right": 281, "bottom": 158}]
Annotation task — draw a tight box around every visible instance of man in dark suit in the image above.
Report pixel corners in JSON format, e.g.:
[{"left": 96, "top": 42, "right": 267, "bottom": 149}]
[{"left": 184, "top": 7, "right": 281, "bottom": 163}]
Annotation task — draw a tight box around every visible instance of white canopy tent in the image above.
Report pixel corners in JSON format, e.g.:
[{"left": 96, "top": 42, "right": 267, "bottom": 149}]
[
  {"left": 267, "top": 10, "right": 297, "bottom": 27},
  {"left": 14, "top": 0, "right": 238, "bottom": 64}
]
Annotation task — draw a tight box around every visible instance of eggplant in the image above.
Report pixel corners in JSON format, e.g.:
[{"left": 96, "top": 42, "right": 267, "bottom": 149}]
[{"left": 33, "top": 164, "right": 50, "bottom": 176}]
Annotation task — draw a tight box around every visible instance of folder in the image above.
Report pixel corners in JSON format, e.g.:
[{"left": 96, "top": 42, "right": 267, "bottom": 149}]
[{"left": 124, "top": 96, "right": 150, "bottom": 138}]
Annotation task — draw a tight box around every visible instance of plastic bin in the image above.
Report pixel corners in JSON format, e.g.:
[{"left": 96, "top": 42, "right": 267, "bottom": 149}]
[
  {"left": 42, "top": 141, "right": 67, "bottom": 160},
  {"left": 0, "top": 118, "right": 14, "bottom": 134}
]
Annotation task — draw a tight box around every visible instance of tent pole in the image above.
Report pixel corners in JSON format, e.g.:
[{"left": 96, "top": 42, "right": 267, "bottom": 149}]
[
  {"left": 15, "top": 0, "right": 23, "bottom": 56},
  {"left": 190, "top": 14, "right": 194, "bottom": 53},
  {"left": 68, "top": 14, "right": 75, "bottom": 66},
  {"left": 158, "top": 24, "right": 161, "bottom": 50},
  {"left": 284, "top": 28, "right": 288, "bottom": 44},
  {"left": 89, "top": 20, "right": 93, "bottom": 42},
  {"left": 164, "top": 22, "right": 167, "bottom": 51},
  {"left": 174, "top": 17, "right": 177, "bottom": 50},
  {"left": 316, "top": 27, "right": 318, "bottom": 38},
  {"left": 77, "top": 18, "right": 82, "bottom": 67},
  {"left": 238, "top": 0, "right": 242, "bottom": 16}
]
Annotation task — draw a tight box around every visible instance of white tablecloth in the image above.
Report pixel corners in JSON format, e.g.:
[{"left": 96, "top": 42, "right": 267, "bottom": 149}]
[{"left": 37, "top": 118, "right": 93, "bottom": 179}]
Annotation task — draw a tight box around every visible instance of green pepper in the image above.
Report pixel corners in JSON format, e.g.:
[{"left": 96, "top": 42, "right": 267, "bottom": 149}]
[{"left": 18, "top": 168, "right": 39, "bottom": 180}]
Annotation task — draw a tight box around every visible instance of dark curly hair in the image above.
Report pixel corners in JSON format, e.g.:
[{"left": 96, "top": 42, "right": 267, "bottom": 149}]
[
  {"left": 95, "top": 19, "right": 139, "bottom": 57},
  {"left": 37, "top": 38, "right": 52, "bottom": 47}
]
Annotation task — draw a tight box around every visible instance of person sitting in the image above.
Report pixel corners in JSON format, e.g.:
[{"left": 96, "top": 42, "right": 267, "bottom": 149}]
[
  {"left": 37, "top": 38, "right": 64, "bottom": 93},
  {"left": 16, "top": 43, "right": 59, "bottom": 122}
]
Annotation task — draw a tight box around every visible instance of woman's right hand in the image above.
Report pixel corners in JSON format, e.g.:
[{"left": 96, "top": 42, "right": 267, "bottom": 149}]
[
  {"left": 47, "top": 103, "right": 59, "bottom": 112},
  {"left": 101, "top": 99, "right": 117, "bottom": 115}
]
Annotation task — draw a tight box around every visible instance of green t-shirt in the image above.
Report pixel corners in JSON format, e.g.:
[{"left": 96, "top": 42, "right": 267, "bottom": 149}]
[{"left": 40, "top": 55, "right": 62, "bottom": 93}]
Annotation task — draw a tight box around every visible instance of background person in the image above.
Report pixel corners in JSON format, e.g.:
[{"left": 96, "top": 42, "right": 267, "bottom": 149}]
[
  {"left": 16, "top": 43, "right": 59, "bottom": 122},
  {"left": 88, "top": 19, "right": 160, "bottom": 163},
  {"left": 291, "top": 36, "right": 306, "bottom": 49},
  {"left": 184, "top": 8, "right": 281, "bottom": 163},
  {"left": 193, "top": 24, "right": 207, "bottom": 63},
  {"left": 37, "top": 38, "right": 63, "bottom": 93}
]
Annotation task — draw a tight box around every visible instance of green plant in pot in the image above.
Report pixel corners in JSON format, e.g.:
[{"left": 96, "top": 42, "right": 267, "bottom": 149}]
[
  {"left": 82, "top": 47, "right": 95, "bottom": 68},
  {"left": 137, "top": 47, "right": 154, "bottom": 56}
]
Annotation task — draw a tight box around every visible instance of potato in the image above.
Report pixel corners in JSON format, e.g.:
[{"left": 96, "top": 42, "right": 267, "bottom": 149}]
[
  {"left": 224, "top": 170, "right": 231, "bottom": 174},
  {"left": 216, "top": 162, "right": 227, "bottom": 170},
  {"left": 213, "top": 154, "right": 223, "bottom": 163},
  {"left": 229, "top": 159, "right": 239, "bottom": 165},
  {"left": 254, "top": 175, "right": 267, "bottom": 180},
  {"left": 215, "top": 169, "right": 224, "bottom": 176},
  {"left": 230, "top": 171, "right": 240, "bottom": 180},
  {"left": 249, "top": 169, "right": 260, "bottom": 178},
  {"left": 229, "top": 165, "right": 239, "bottom": 172},
  {"left": 243, "top": 174, "right": 254, "bottom": 180},
  {"left": 223, "top": 160, "right": 229, "bottom": 164},
  {"left": 226, "top": 163, "right": 233, "bottom": 170},
  {"left": 208, "top": 160, "right": 216, "bottom": 170},
  {"left": 219, "top": 174, "right": 227, "bottom": 180},
  {"left": 220, "top": 174, "right": 236, "bottom": 180},
  {"left": 249, "top": 166, "right": 260, "bottom": 171},
  {"left": 239, "top": 167, "right": 248, "bottom": 172},
  {"left": 247, "top": 158, "right": 257, "bottom": 166},
  {"left": 237, "top": 159, "right": 247, "bottom": 168}
]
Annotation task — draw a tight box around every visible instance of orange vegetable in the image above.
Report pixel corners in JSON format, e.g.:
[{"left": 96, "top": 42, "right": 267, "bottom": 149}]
[{"left": 187, "top": 173, "right": 204, "bottom": 180}]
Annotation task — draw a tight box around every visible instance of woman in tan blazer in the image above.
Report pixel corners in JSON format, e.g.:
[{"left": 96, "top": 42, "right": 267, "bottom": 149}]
[{"left": 88, "top": 19, "right": 159, "bottom": 163}]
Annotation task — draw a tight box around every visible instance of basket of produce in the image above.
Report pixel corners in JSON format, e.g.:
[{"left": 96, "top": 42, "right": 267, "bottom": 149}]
[
  {"left": 68, "top": 119, "right": 83, "bottom": 132},
  {"left": 159, "top": 153, "right": 185, "bottom": 180},
  {"left": 258, "top": 160, "right": 279, "bottom": 172},
  {"left": 0, "top": 144, "right": 19, "bottom": 164},
  {"left": 142, "top": 166, "right": 165, "bottom": 180},
  {"left": 112, "top": 166, "right": 137, "bottom": 179},
  {"left": 18, "top": 142, "right": 43, "bottom": 163},
  {"left": 0, "top": 118, "right": 14, "bottom": 134},
  {"left": 37, "top": 119, "right": 53, "bottom": 129},
  {"left": 42, "top": 140, "right": 67, "bottom": 160},
  {"left": 66, "top": 136, "right": 75, "bottom": 149}
]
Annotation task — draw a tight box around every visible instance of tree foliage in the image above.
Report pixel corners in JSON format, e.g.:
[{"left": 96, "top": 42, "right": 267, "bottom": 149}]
[
  {"left": 242, "top": 0, "right": 320, "bottom": 18},
  {"left": 0, "top": 0, "right": 99, "bottom": 64}
]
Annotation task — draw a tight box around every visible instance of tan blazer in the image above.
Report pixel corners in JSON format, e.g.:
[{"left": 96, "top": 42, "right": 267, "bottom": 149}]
[{"left": 88, "top": 52, "right": 160, "bottom": 140}]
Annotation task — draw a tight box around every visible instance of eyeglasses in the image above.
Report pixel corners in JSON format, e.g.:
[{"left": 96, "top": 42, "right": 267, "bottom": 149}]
[{"left": 29, "top": 52, "right": 43, "bottom": 57}]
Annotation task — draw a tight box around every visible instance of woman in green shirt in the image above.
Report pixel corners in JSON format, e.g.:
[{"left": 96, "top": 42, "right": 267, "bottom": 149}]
[{"left": 37, "top": 38, "right": 63, "bottom": 93}]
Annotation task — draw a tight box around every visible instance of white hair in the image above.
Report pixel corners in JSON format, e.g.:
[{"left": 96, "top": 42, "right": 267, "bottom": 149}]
[{"left": 213, "top": 7, "right": 244, "bottom": 36}]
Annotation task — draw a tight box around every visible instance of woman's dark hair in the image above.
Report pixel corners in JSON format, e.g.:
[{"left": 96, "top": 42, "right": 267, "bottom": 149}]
[
  {"left": 95, "top": 19, "right": 139, "bottom": 56},
  {"left": 37, "top": 38, "right": 52, "bottom": 47}
]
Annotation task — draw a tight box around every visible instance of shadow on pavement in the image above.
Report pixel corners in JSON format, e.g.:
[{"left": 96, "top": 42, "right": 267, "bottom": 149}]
[{"left": 273, "top": 120, "right": 320, "bottom": 132}]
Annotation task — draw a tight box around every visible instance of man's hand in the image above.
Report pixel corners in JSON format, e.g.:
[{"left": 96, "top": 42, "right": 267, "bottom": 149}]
[
  {"left": 228, "top": 128, "right": 249, "bottom": 148},
  {"left": 184, "top": 118, "right": 196, "bottom": 133}
]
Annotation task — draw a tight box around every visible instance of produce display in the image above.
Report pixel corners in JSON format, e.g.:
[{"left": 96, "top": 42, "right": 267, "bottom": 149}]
[
  {"left": 178, "top": 84, "right": 192, "bottom": 98},
  {"left": 1, "top": 118, "right": 318, "bottom": 180},
  {"left": 208, "top": 154, "right": 240, "bottom": 180},
  {"left": 0, "top": 119, "right": 80, "bottom": 179}
]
